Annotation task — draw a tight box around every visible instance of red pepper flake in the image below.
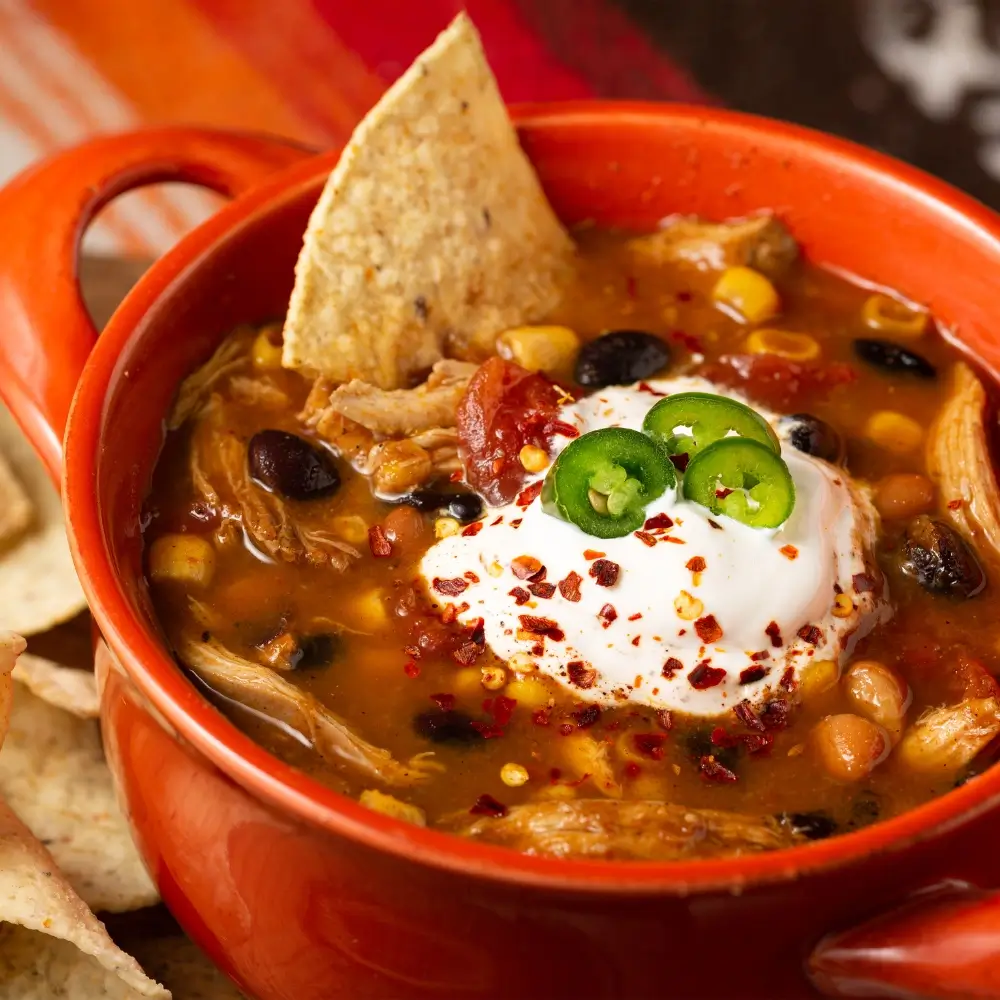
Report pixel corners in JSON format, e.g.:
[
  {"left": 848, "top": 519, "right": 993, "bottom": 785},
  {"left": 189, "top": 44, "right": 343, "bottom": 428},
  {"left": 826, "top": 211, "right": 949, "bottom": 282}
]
[
  {"left": 572, "top": 704, "right": 602, "bottom": 728},
  {"left": 545, "top": 420, "right": 581, "bottom": 440},
  {"left": 462, "top": 521, "right": 484, "bottom": 537},
  {"left": 558, "top": 723, "right": 575, "bottom": 736},
  {"left": 583, "top": 549, "right": 606, "bottom": 561},
  {"left": 509, "top": 587, "right": 530, "bottom": 606},
  {"left": 567, "top": 661, "right": 598, "bottom": 689},
  {"left": 707, "top": 518, "right": 723, "bottom": 531},
  {"left": 557, "top": 571, "right": 583, "bottom": 602},
  {"left": 740, "top": 731, "right": 775, "bottom": 755},
  {"left": 452, "top": 618, "right": 486, "bottom": 666},
  {"left": 464, "top": 571, "right": 480, "bottom": 583},
  {"left": 627, "top": 612, "right": 643, "bottom": 621},
  {"left": 686, "top": 556, "right": 707, "bottom": 574},
  {"left": 488, "top": 516, "right": 504, "bottom": 528},
  {"left": 948, "top": 498, "right": 964, "bottom": 510},
  {"left": 739, "top": 664, "right": 769, "bottom": 684},
  {"left": 470, "top": 720, "right": 504, "bottom": 739},
  {"left": 733, "top": 700, "right": 765, "bottom": 732},
  {"left": 662, "top": 535, "right": 686, "bottom": 544},
  {"left": 403, "top": 644, "right": 421, "bottom": 659},
  {"left": 631, "top": 636, "right": 641, "bottom": 647},
  {"left": 440, "top": 604, "right": 458, "bottom": 624},
  {"left": 656, "top": 709, "right": 674, "bottom": 730},
  {"left": 516, "top": 481, "right": 544, "bottom": 507},
  {"left": 711, "top": 726, "right": 737, "bottom": 748},
  {"left": 853, "top": 572, "right": 877, "bottom": 594},
  {"left": 670, "top": 453, "right": 690, "bottom": 473},
  {"left": 797, "top": 624, "right": 822, "bottom": 646},
  {"left": 765, "top": 621, "right": 783, "bottom": 648},
  {"left": 662, "top": 657, "right": 683, "bottom": 678},
  {"left": 433, "top": 577, "right": 469, "bottom": 597},
  {"left": 672, "top": 328, "right": 701, "bottom": 350},
  {"left": 485, "top": 695, "right": 517, "bottom": 727},
  {"left": 590, "top": 559, "right": 620, "bottom": 587},
  {"left": 510, "top": 518, "right": 523, "bottom": 528},
  {"left": 644, "top": 513, "right": 674, "bottom": 531},
  {"left": 511, "top": 555, "right": 543, "bottom": 580},
  {"left": 449, "top": 469, "right": 463, "bottom": 482},
  {"left": 637, "top": 381, "right": 666, "bottom": 397},
  {"left": 715, "top": 487, "right": 734, "bottom": 499},
  {"left": 531, "top": 643, "right": 545, "bottom": 656},
  {"left": 780, "top": 666, "right": 797, "bottom": 691},
  {"left": 695, "top": 615, "right": 723, "bottom": 644},
  {"left": 430, "top": 692, "right": 455, "bottom": 711},
  {"left": 688, "top": 661, "right": 727, "bottom": 689},
  {"left": 598, "top": 603, "right": 618, "bottom": 629},
  {"left": 470, "top": 794, "right": 508, "bottom": 818},
  {"left": 368, "top": 525, "right": 393, "bottom": 557},
  {"left": 699, "top": 755, "right": 738, "bottom": 784},
  {"left": 532, "top": 706, "right": 552, "bottom": 727},
  {"left": 624, "top": 761, "right": 642, "bottom": 778},
  {"left": 780, "top": 544, "right": 799, "bottom": 561},
  {"left": 760, "top": 699, "right": 791, "bottom": 731},
  {"left": 634, "top": 530, "right": 658, "bottom": 547},
  {"left": 528, "top": 581, "right": 556, "bottom": 599},
  {"left": 403, "top": 660, "right": 420, "bottom": 678},
  {"left": 519, "top": 615, "right": 565, "bottom": 641},
  {"left": 750, "top": 650, "right": 771, "bottom": 661},
  {"left": 633, "top": 732, "right": 668, "bottom": 760}
]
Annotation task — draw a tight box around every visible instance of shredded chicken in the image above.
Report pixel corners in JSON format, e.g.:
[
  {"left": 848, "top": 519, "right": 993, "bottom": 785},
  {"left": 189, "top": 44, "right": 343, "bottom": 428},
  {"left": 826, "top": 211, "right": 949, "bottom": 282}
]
[
  {"left": 228, "top": 375, "right": 290, "bottom": 410},
  {"left": 627, "top": 214, "right": 798, "bottom": 276},
  {"left": 444, "top": 799, "right": 804, "bottom": 860},
  {"left": 896, "top": 697, "right": 1000, "bottom": 773},
  {"left": 926, "top": 362, "right": 1000, "bottom": 579},
  {"left": 167, "top": 334, "right": 249, "bottom": 430},
  {"left": 177, "top": 631, "right": 441, "bottom": 786},
  {"left": 559, "top": 734, "right": 622, "bottom": 799}
]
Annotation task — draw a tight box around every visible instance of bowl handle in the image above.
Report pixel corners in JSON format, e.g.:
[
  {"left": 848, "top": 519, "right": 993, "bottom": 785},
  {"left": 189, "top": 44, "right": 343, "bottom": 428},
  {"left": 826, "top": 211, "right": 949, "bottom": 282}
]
[
  {"left": 0, "top": 127, "right": 312, "bottom": 482},
  {"left": 809, "top": 881, "right": 1000, "bottom": 998}
]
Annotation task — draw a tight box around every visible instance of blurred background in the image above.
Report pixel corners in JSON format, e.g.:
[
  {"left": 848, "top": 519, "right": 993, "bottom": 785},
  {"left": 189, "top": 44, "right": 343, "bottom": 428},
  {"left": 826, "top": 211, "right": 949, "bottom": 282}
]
[{"left": 2, "top": 0, "right": 1000, "bottom": 259}]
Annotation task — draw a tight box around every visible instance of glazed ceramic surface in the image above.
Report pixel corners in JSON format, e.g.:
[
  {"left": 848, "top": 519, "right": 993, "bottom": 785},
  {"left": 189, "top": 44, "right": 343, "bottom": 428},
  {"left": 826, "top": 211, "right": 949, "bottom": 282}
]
[{"left": 2, "top": 109, "right": 1000, "bottom": 999}]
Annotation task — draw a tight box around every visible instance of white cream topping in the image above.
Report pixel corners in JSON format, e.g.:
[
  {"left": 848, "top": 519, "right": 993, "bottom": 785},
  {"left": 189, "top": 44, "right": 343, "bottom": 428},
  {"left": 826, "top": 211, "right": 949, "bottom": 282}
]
[{"left": 420, "top": 377, "right": 890, "bottom": 717}]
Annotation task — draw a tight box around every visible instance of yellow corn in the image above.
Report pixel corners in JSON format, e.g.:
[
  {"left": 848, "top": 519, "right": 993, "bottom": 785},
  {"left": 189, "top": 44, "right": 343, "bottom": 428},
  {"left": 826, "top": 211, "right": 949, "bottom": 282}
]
[
  {"left": 505, "top": 676, "right": 552, "bottom": 710},
  {"left": 354, "top": 590, "right": 389, "bottom": 628},
  {"left": 712, "top": 266, "right": 780, "bottom": 325},
  {"left": 500, "top": 763, "right": 530, "bottom": 787},
  {"left": 251, "top": 327, "right": 284, "bottom": 369},
  {"left": 865, "top": 411, "right": 924, "bottom": 454},
  {"left": 508, "top": 652, "right": 537, "bottom": 674},
  {"left": 861, "top": 293, "right": 928, "bottom": 339},
  {"left": 497, "top": 325, "right": 580, "bottom": 377},
  {"left": 673, "top": 590, "right": 704, "bottom": 621},
  {"left": 148, "top": 533, "right": 216, "bottom": 587},
  {"left": 832, "top": 594, "right": 854, "bottom": 618},
  {"left": 434, "top": 517, "right": 461, "bottom": 539},
  {"left": 745, "top": 329, "right": 820, "bottom": 361},
  {"left": 451, "top": 668, "right": 483, "bottom": 699},
  {"left": 799, "top": 659, "right": 839, "bottom": 700},
  {"left": 359, "top": 789, "right": 426, "bottom": 826},
  {"left": 331, "top": 515, "right": 369, "bottom": 546},
  {"left": 481, "top": 665, "right": 507, "bottom": 691},
  {"left": 519, "top": 445, "right": 550, "bottom": 473}
]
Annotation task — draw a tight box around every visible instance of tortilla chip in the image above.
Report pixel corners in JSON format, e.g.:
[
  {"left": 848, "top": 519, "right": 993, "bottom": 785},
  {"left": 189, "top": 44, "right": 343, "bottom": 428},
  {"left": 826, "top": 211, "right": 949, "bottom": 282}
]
[
  {"left": 0, "top": 452, "right": 33, "bottom": 549},
  {"left": 0, "top": 632, "right": 25, "bottom": 752},
  {"left": 0, "top": 687, "right": 158, "bottom": 913},
  {"left": 282, "top": 11, "right": 574, "bottom": 389},
  {"left": 0, "top": 799, "right": 168, "bottom": 998},
  {"left": 12, "top": 654, "right": 99, "bottom": 719},
  {"left": 0, "top": 404, "right": 87, "bottom": 635},
  {"left": 121, "top": 934, "right": 245, "bottom": 1000}
]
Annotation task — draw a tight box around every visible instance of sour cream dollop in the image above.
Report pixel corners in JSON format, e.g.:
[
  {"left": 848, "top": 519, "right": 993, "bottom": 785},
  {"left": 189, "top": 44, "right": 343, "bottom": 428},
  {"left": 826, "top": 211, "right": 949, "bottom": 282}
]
[{"left": 420, "top": 377, "right": 889, "bottom": 716}]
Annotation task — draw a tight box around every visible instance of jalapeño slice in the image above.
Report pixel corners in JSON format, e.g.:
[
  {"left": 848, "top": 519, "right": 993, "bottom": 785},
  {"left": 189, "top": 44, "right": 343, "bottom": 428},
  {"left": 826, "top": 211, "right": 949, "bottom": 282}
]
[
  {"left": 683, "top": 438, "right": 795, "bottom": 529},
  {"left": 542, "top": 427, "right": 675, "bottom": 538},
  {"left": 642, "top": 392, "right": 779, "bottom": 463}
]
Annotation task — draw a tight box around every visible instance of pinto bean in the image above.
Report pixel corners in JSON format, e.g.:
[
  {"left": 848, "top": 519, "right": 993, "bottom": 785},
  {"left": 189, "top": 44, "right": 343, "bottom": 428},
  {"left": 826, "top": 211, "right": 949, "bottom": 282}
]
[
  {"left": 811, "top": 714, "right": 888, "bottom": 782},
  {"left": 844, "top": 660, "right": 911, "bottom": 743}
]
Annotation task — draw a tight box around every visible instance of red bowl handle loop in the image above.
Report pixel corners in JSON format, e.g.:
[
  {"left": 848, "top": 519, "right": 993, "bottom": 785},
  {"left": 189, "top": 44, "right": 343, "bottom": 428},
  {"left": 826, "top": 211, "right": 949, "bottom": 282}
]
[
  {"left": 0, "top": 127, "right": 312, "bottom": 482},
  {"left": 809, "top": 881, "right": 1000, "bottom": 999}
]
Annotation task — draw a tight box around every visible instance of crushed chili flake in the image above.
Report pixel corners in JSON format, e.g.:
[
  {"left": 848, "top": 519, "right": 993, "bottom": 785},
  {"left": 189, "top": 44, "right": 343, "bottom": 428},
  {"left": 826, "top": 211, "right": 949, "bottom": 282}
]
[
  {"left": 567, "top": 661, "right": 598, "bottom": 689},
  {"left": 631, "top": 636, "right": 641, "bottom": 647},
  {"left": 512, "top": 555, "right": 543, "bottom": 580},
  {"left": 598, "top": 603, "right": 618, "bottom": 628},
  {"left": 368, "top": 525, "right": 393, "bottom": 557},
  {"left": 633, "top": 732, "right": 668, "bottom": 760},
  {"left": 733, "top": 700, "right": 764, "bottom": 732},
  {"left": 545, "top": 420, "right": 581, "bottom": 439},
  {"left": 430, "top": 693, "right": 455, "bottom": 711},
  {"left": 403, "top": 644, "right": 421, "bottom": 659},
  {"left": 624, "top": 761, "right": 642, "bottom": 778},
  {"left": 711, "top": 726, "right": 737, "bottom": 748},
  {"left": 433, "top": 577, "right": 469, "bottom": 597},
  {"left": 644, "top": 513, "right": 674, "bottom": 531},
  {"left": 634, "top": 530, "right": 658, "bottom": 547},
  {"left": 662, "top": 657, "right": 683, "bottom": 678},
  {"left": 403, "top": 660, "right": 420, "bottom": 678},
  {"left": 797, "top": 624, "right": 823, "bottom": 646},
  {"left": 715, "top": 487, "right": 734, "bottom": 499},
  {"left": 516, "top": 481, "right": 544, "bottom": 507},
  {"left": 470, "top": 794, "right": 508, "bottom": 818},
  {"left": 518, "top": 615, "right": 565, "bottom": 641},
  {"left": 470, "top": 720, "right": 504, "bottom": 739},
  {"left": 760, "top": 699, "right": 791, "bottom": 731},
  {"left": 462, "top": 521, "right": 484, "bottom": 537},
  {"left": 558, "top": 723, "right": 575, "bottom": 736},
  {"left": 948, "top": 498, "right": 964, "bottom": 510},
  {"left": 688, "top": 661, "right": 727, "bottom": 689},
  {"left": 583, "top": 549, "right": 606, "bottom": 561},
  {"left": 741, "top": 732, "right": 775, "bottom": 755},
  {"left": 750, "top": 650, "right": 771, "bottom": 661},
  {"left": 662, "top": 535, "right": 686, "bottom": 544},
  {"left": 590, "top": 559, "right": 621, "bottom": 587},
  {"left": 452, "top": 618, "right": 486, "bottom": 666},
  {"left": 490, "top": 516, "right": 503, "bottom": 527},
  {"left": 528, "top": 581, "right": 556, "bottom": 599},
  {"left": 670, "top": 453, "right": 690, "bottom": 473},
  {"left": 440, "top": 604, "right": 458, "bottom": 624},
  {"left": 780, "top": 544, "right": 799, "bottom": 561},
  {"left": 532, "top": 706, "right": 552, "bottom": 727},
  {"left": 558, "top": 571, "right": 583, "bottom": 602},
  {"left": 572, "top": 704, "right": 602, "bottom": 728},
  {"left": 672, "top": 328, "right": 701, "bottom": 350},
  {"left": 531, "top": 643, "right": 545, "bottom": 656},
  {"left": 780, "top": 666, "right": 797, "bottom": 691},
  {"left": 510, "top": 518, "right": 523, "bottom": 528},
  {"left": 627, "top": 612, "right": 643, "bottom": 621},
  {"left": 765, "top": 621, "right": 783, "bottom": 648},
  {"left": 449, "top": 469, "right": 463, "bottom": 482},
  {"left": 739, "top": 664, "right": 769, "bottom": 684},
  {"left": 699, "top": 755, "right": 738, "bottom": 784},
  {"left": 707, "top": 518, "right": 723, "bottom": 531},
  {"left": 637, "top": 381, "right": 666, "bottom": 397},
  {"left": 853, "top": 572, "right": 877, "bottom": 594},
  {"left": 695, "top": 615, "right": 723, "bottom": 644},
  {"left": 464, "top": 571, "right": 480, "bottom": 583},
  {"left": 509, "top": 587, "right": 531, "bottom": 606},
  {"left": 686, "top": 556, "right": 707, "bottom": 574},
  {"left": 656, "top": 709, "right": 674, "bottom": 730},
  {"left": 484, "top": 695, "right": 517, "bottom": 727}
]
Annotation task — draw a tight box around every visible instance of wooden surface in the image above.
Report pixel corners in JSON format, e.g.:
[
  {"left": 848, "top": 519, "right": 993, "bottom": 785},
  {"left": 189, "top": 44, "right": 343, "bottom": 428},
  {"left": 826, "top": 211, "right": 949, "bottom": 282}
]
[{"left": 79, "top": 255, "right": 153, "bottom": 330}]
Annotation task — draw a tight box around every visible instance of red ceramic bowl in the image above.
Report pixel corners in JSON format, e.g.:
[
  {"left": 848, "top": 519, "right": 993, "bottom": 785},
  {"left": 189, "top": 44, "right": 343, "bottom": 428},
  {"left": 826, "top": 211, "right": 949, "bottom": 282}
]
[{"left": 2, "top": 107, "right": 1000, "bottom": 1000}]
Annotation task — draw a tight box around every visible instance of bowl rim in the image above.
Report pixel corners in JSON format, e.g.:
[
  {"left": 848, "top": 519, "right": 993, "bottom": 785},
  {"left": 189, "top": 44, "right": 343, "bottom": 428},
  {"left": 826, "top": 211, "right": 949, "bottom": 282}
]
[{"left": 66, "top": 101, "right": 1000, "bottom": 896}]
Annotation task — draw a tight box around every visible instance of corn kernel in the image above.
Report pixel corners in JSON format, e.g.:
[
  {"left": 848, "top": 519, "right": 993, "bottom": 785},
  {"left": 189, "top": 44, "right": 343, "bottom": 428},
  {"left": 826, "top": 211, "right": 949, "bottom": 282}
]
[
  {"left": 355, "top": 590, "right": 389, "bottom": 628},
  {"left": 673, "top": 590, "right": 704, "bottom": 621},
  {"left": 505, "top": 676, "right": 552, "bottom": 710},
  {"left": 787, "top": 743, "right": 806, "bottom": 758},
  {"left": 865, "top": 411, "right": 924, "bottom": 454},
  {"left": 359, "top": 789, "right": 426, "bottom": 826},
  {"left": 251, "top": 327, "right": 284, "bottom": 369},
  {"left": 497, "top": 325, "right": 580, "bottom": 377},
  {"left": 486, "top": 560, "right": 504, "bottom": 578},
  {"left": 745, "top": 329, "right": 820, "bottom": 361},
  {"left": 519, "top": 445, "right": 550, "bottom": 473},
  {"left": 452, "top": 668, "right": 483, "bottom": 698},
  {"left": 508, "top": 652, "right": 536, "bottom": 674},
  {"left": 862, "top": 293, "right": 928, "bottom": 339},
  {"left": 799, "top": 659, "right": 839, "bottom": 700},
  {"left": 148, "top": 533, "right": 216, "bottom": 587},
  {"left": 832, "top": 593, "right": 854, "bottom": 618},
  {"left": 434, "top": 517, "right": 461, "bottom": 539},
  {"left": 712, "top": 266, "right": 780, "bottom": 325},
  {"left": 331, "top": 515, "right": 369, "bottom": 546},
  {"left": 501, "top": 763, "right": 530, "bottom": 787},
  {"left": 481, "top": 665, "right": 507, "bottom": 690}
]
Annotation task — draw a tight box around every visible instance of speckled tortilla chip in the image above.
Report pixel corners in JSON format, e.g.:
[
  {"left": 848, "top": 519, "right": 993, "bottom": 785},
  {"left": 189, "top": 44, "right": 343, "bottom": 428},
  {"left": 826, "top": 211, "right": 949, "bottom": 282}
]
[
  {"left": 0, "top": 453, "right": 32, "bottom": 549},
  {"left": 282, "top": 12, "right": 574, "bottom": 389},
  {"left": 119, "top": 935, "right": 245, "bottom": 1000},
  {"left": 12, "top": 654, "right": 99, "bottom": 719}
]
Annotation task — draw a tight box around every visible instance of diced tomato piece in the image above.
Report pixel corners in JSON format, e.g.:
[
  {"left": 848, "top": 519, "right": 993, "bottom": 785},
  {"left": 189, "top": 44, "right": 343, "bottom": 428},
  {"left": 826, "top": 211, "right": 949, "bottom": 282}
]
[
  {"left": 457, "top": 358, "right": 561, "bottom": 505},
  {"left": 702, "top": 354, "right": 857, "bottom": 410}
]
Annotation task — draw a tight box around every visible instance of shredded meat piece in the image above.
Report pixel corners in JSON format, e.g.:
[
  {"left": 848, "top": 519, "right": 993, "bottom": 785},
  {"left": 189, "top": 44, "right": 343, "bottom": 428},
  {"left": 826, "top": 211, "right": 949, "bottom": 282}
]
[
  {"left": 897, "top": 697, "right": 1000, "bottom": 773},
  {"left": 167, "top": 334, "right": 248, "bottom": 430},
  {"left": 177, "top": 630, "right": 441, "bottom": 786},
  {"left": 627, "top": 214, "right": 798, "bottom": 276},
  {"left": 444, "top": 799, "right": 804, "bottom": 860},
  {"left": 227, "top": 375, "right": 289, "bottom": 410},
  {"left": 560, "top": 734, "right": 621, "bottom": 798}
]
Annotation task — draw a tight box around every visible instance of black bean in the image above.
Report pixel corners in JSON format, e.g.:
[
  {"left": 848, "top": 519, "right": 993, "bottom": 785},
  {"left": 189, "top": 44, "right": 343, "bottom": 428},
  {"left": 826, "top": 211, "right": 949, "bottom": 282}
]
[
  {"left": 413, "top": 709, "right": 483, "bottom": 744},
  {"left": 779, "top": 413, "right": 844, "bottom": 464},
  {"left": 846, "top": 795, "right": 881, "bottom": 829},
  {"left": 901, "top": 515, "right": 985, "bottom": 598},
  {"left": 248, "top": 430, "right": 340, "bottom": 501},
  {"left": 292, "top": 633, "right": 341, "bottom": 670},
  {"left": 397, "top": 489, "right": 484, "bottom": 523},
  {"left": 853, "top": 338, "right": 936, "bottom": 379},
  {"left": 683, "top": 728, "right": 739, "bottom": 772},
  {"left": 781, "top": 811, "right": 838, "bottom": 840},
  {"left": 575, "top": 330, "right": 670, "bottom": 388}
]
